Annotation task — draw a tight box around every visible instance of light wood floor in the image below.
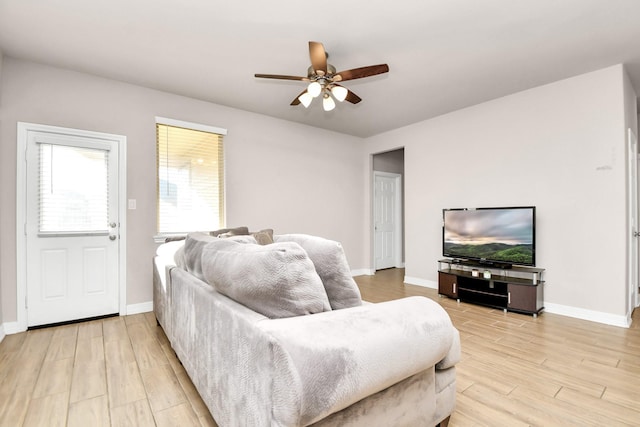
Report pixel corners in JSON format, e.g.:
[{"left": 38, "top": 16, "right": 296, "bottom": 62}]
[
  {"left": 358, "top": 269, "right": 640, "bottom": 426},
  {"left": 1, "top": 268, "right": 639, "bottom": 426},
  {"left": 0, "top": 312, "right": 217, "bottom": 427}
]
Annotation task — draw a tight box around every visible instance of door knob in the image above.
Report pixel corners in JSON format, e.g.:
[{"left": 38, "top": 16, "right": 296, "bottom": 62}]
[
  {"left": 110, "top": 222, "right": 117, "bottom": 228},
  {"left": 109, "top": 235, "right": 117, "bottom": 241}
]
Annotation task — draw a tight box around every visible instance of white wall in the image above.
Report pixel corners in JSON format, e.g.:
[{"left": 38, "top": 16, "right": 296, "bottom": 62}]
[
  {"left": 2, "top": 57, "right": 636, "bottom": 328},
  {"left": 364, "top": 65, "right": 636, "bottom": 326},
  {"left": 0, "top": 57, "right": 366, "bottom": 325}
]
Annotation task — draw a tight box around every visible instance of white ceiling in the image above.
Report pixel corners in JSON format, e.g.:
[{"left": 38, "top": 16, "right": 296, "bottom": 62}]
[{"left": 1, "top": 0, "right": 640, "bottom": 138}]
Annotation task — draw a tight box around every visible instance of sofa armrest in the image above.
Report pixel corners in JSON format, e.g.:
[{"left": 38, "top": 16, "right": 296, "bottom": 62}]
[
  {"left": 258, "top": 296, "right": 459, "bottom": 426},
  {"left": 437, "top": 327, "right": 460, "bottom": 370},
  {"left": 153, "top": 257, "right": 175, "bottom": 339}
]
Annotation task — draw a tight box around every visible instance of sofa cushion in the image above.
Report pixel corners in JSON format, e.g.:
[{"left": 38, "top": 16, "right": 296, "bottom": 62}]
[
  {"left": 157, "top": 239, "right": 185, "bottom": 260},
  {"left": 275, "top": 234, "right": 362, "bottom": 310},
  {"left": 174, "top": 244, "right": 186, "bottom": 269},
  {"left": 202, "top": 241, "right": 332, "bottom": 318}
]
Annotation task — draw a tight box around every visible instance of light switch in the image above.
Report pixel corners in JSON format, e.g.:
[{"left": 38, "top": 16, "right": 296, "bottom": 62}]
[{"left": 128, "top": 199, "right": 137, "bottom": 210}]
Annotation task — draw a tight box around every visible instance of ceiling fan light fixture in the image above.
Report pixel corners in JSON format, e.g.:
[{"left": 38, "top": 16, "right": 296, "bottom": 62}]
[
  {"left": 307, "top": 81, "right": 322, "bottom": 98},
  {"left": 255, "top": 41, "right": 389, "bottom": 111},
  {"left": 323, "top": 93, "right": 336, "bottom": 111},
  {"left": 331, "top": 85, "right": 348, "bottom": 102},
  {"left": 298, "top": 92, "right": 313, "bottom": 108}
]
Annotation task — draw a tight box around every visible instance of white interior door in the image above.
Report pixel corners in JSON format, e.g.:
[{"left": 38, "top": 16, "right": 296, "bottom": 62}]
[
  {"left": 374, "top": 172, "right": 401, "bottom": 270},
  {"left": 24, "top": 128, "right": 120, "bottom": 327},
  {"left": 629, "top": 128, "right": 640, "bottom": 314}
]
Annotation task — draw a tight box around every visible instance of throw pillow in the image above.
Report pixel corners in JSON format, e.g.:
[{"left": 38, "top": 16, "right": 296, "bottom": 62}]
[
  {"left": 201, "top": 241, "right": 332, "bottom": 318},
  {"left": 210, "top": 226, "right": 249, "bottom": 237},
  {"left": 223, "top": 235, "right": 258, "bottom": 244},
  {"left": 251, "top": 228, "right": 274, "bottom": 245},
  {"left": 182, "top": 232, "right": 237, "bottom": 281},
  {"left": 274, "top": 234, "right": 363, "bottom": 310},
  {"left": 164, "top": 226, "right": 249, "bottom": 243}
]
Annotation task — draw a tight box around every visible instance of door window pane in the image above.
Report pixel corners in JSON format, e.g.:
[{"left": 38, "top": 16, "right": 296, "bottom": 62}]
[{"left": 39, "top": 143, "right": 109, "bottom": 233}]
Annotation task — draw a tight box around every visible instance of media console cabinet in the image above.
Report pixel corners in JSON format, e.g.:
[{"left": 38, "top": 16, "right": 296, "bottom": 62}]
[{"left": 437, "top": 259, "right": 544, "bottom": 317}]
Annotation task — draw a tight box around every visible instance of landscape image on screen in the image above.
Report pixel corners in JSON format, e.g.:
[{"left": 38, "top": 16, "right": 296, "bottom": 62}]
[{"left": 443, "top": 208, "right": 534, "bottom": 265}]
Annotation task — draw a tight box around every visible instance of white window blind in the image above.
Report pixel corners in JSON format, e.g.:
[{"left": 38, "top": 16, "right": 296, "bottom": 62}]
[
  {"left": 39, "top": 143, "right": 109, "bottom": 233},
  {"left": 156, "top": 123, "right": 225, "bottom": 233}
]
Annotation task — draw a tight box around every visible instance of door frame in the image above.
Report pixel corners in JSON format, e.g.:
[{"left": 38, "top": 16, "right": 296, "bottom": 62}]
[
  {"left": 16, "top": 122, "right": 127, "bottom": 332},
  {"left": 628, "top": 128, "right": 640, "bottom": 317},
  {"left": 372, "top": 171, "right": 403, "bottom": 270}
]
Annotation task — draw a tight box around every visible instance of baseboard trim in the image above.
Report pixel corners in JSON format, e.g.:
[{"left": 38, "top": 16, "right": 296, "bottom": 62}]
[
  {"left": 126, "top": 301, "right": 154, "bottom": 315},
  {"left": 404, "top": 276, "right": 438, "bottom": 289},
  {"left": 0, "top": 324, "right": 5, "bottom": 343},
  {"left": 2, "top": 321, "right": 23, "bottom": 335},
  {"left": 352, "top": 269, "right": 375, "bottom": 276},
  {"left": 543, "top": 302, "right": 630, "bottom": 328}
]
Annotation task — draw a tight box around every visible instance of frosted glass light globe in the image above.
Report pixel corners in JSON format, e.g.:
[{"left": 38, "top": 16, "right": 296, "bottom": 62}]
[
  {"left": 298, "top": 92, "right": 313, "bottom": 108},
  {"left": 323, "top": 94, "right": 336, "bottom": 111},
  {"left": 331, "top": 86, "right": 348, "bottom": 102},
  {"left": 307, "top": 81, "right": 322, "bottom": 98}
]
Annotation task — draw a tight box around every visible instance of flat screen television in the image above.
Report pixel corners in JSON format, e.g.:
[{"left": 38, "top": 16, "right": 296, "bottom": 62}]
[{"left": 442, "top": 206, "right": 536, "bottom": 267}]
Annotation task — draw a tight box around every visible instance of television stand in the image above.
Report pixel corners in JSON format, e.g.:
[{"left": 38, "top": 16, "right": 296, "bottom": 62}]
[
  {"left": 437, "top": 259, "right": 544, "bottom": 317},
  {"left": 455, "top": 259, "right": 513, "bottom": 270}
]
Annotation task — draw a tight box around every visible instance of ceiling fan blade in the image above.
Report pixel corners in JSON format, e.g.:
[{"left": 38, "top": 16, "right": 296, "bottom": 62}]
[
  {"left": 333, "top": 64, "right": 389, "bottom": 82},
  {"left": 309, "top": 41, "right": 327, "bottom": 75},
  {"left": 255, "top": 73, "right": 308, "bottom": 81},
  {"left": 290, "top": 89, "right": 307, "bottom": 106},
  {"left": 345, "top": 90, "right": 362, "bottom": 104}
]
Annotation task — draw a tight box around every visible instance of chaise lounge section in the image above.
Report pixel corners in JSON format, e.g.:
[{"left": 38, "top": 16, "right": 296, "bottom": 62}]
[{"left": 154, "top": 232, "right": 460, "bottom": 426}]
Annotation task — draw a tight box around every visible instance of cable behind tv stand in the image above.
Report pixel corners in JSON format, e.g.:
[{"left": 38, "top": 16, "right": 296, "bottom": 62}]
[{"left": 437, "top": 259, "right": 544, "bottom": 317}]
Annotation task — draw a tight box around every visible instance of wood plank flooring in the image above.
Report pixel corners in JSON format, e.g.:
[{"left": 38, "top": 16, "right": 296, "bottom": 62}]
[
  {"left": 0, "top": 268, "right": 639, "bottom": 426},
  {"left": 0, "top": 312, "right": 217, "bottom": 427},
  {"left": 357, "top": 268, "right": 640, "bottom": 426}
]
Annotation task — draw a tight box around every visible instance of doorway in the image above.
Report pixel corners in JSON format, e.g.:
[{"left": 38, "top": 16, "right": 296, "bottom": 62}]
[
  {"left": 17, "top": 123, "right": 127, "bottom": 329},
  {"left": 372, "top": 149, "right": 405, "bottom": 271}
]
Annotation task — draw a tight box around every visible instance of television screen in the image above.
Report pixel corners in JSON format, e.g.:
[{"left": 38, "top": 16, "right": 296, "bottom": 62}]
[{"left": 443, "top": 206, "right": 536, "bottom": 267}]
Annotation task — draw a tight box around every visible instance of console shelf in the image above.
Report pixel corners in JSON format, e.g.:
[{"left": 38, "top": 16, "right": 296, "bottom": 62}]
[{"left": 437, "top": 259, "right": 544, "bottom": 317}]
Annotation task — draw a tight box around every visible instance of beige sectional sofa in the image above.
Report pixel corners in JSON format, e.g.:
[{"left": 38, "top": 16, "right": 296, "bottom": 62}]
[{"left": 153, "top": 232, "right": 460, "bottom": 426}]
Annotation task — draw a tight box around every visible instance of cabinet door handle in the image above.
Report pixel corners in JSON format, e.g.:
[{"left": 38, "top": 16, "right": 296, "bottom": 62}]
[
  {"left": 453, "top": 283, "right": 456, "bottom": 293},
  {"left": 508, "top": 291, "right": 511, "bottom": 305}
]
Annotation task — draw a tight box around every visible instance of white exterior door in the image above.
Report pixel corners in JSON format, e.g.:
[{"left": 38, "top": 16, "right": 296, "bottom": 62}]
[
  {"left": 374, "top": 172, "right": 401, "bottom": 270},
  {"left": 24, "top": 126, "right": 121, "bottom": 327}
]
